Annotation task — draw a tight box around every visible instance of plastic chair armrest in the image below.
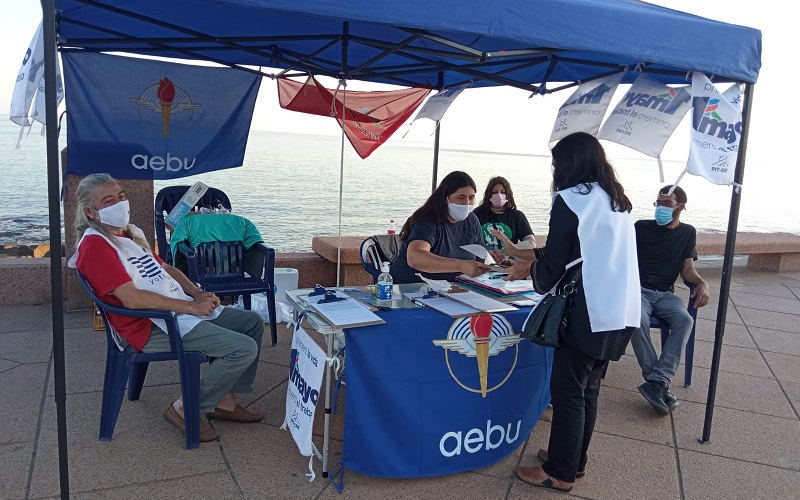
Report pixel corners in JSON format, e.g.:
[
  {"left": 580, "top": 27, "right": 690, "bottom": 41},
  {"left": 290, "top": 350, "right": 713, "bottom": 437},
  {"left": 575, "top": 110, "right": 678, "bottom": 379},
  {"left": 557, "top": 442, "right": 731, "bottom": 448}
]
[
  {"left": 176, "top": 241, "right": 199, "bottom": 282},
  {"left": 253, "top": 241, "right": 276, "bottom": 283}
]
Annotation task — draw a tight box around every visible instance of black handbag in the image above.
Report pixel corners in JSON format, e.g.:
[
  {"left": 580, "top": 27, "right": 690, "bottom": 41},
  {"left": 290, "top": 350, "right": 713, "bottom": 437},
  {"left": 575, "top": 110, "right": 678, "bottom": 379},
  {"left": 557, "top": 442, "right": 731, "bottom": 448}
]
[{"left": 521, "top": 260, "right": 582, "bottom": 348}]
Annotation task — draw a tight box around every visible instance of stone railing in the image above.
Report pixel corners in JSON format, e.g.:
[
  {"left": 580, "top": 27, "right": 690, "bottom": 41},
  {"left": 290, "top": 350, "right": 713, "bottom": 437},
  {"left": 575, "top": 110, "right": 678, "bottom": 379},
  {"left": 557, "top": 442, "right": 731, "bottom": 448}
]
[{"left": 2, "top": 232, "right": 799, "bottom": 308}]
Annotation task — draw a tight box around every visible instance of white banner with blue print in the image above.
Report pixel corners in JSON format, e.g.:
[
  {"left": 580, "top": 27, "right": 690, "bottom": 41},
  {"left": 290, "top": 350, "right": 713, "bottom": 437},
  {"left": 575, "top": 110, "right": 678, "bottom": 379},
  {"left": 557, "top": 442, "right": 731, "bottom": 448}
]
[
  {"left": 61, "top": 52, "right": 260, "bottom": 180},
  {"left": 282, "top": 318, "right": 324, "bottom": 466},
  {"left": 599, "top": 74, "right": 692, "bottom": 157},
  {"left": 549, "top": 72, "right": 623, "bottom": 146},
  {"left": 685, "top": 72, "right": 743, "bottom": 185}
]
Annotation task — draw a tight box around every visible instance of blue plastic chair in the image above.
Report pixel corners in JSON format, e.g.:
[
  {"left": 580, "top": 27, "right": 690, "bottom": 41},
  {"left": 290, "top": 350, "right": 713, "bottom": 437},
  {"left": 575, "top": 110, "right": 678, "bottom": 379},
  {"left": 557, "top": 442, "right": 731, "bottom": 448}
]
[
  {"left": 77, "top": 271, "right": 209, "bottom": 450},
  {"left": 177, "top": 239, "right": 279, "bottom": 346},
  {"left": 154, "top": 185, "right": 232, "bottom": 265}
]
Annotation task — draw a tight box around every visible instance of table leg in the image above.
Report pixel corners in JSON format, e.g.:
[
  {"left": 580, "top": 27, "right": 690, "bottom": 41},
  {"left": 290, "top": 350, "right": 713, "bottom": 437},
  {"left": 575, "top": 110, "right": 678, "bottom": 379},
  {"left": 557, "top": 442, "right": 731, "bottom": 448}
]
[{"left": 322, "top": 331, "right": 333, "bottom": 478}]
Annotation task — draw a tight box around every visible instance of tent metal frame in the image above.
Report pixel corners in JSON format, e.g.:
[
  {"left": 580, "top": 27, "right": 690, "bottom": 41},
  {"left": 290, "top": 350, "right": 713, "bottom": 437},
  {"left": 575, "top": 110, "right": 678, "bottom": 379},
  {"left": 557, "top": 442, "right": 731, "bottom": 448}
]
[{"left": 40, "top": 1, "right": 758, "bottom": 497}]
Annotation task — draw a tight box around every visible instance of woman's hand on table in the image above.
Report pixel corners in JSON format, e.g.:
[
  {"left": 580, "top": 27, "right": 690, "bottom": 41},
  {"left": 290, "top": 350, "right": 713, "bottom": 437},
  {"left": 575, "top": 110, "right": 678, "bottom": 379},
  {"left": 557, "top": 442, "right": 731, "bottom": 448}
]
[
  {"left": 461, "top": 260, "right": 492, "bottom": 277},
  {"left": 504, "top": 260, "right": 533, "bottom": 280}
]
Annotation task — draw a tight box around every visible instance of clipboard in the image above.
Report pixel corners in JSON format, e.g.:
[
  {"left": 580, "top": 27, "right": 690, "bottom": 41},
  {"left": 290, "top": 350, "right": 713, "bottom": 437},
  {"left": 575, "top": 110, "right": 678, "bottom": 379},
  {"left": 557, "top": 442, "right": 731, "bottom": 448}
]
[
  {"left": 415, "top": 296, "right": 482, "bottom": 318},
  {"left": 440, "top": 289, "right": 517, "bottom": 313},
  {"left": 300, "top": 292, "right": 386, "bottom": 328}
]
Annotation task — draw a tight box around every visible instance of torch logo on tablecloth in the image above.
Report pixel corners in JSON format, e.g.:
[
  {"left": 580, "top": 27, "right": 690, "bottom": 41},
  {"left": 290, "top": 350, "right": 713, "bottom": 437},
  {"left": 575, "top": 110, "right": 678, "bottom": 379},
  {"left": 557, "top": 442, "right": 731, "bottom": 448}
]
[
  {"left": 433, "top": 314, "right": 520, "bottom": 398},
  {"left": 130, "top": 77, "right": 201, "bottom": 137}
]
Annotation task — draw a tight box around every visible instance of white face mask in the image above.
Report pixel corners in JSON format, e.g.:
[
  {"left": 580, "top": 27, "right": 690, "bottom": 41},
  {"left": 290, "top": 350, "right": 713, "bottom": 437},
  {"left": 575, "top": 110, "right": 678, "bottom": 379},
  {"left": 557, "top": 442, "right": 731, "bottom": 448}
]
[
  {"left": 95, "top": 199, "right": 130, "bottom": 228},
  {"left": 447, "top": 201, "right": 472, "bottom": 221}
]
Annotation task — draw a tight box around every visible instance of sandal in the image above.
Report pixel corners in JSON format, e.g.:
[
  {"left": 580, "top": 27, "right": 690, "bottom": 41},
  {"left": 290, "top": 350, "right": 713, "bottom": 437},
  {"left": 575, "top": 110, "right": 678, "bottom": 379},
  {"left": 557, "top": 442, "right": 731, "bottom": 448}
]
[
  {"left": 537, "top": 448, "right": 586, "bottom": 478},
  {"left": 515, "top": 465, "right": 574, "bottom": 493}
]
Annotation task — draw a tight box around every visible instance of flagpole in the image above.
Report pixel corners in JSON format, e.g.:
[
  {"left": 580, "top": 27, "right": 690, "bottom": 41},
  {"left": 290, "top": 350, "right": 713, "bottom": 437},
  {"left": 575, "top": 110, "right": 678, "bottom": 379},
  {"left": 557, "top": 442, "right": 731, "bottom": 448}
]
[
  {"left": 701, "top": 82, "right": 755, "bottom": 443},
  {"left": 430, "top": 71, "right": 444, "bottom": 193},
  {"left": 431, "top": 120, "right": 440, "bottom": 193},
  {"left": 41, "top": 0, "right": 70, "bottom": 496}
]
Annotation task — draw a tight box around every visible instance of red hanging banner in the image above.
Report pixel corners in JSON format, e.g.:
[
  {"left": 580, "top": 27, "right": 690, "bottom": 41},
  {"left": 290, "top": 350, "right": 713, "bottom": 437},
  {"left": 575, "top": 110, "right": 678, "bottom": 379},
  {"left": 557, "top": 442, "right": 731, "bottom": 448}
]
[{"left": 277, "top": 76, "right": 431, "bottom": 159}]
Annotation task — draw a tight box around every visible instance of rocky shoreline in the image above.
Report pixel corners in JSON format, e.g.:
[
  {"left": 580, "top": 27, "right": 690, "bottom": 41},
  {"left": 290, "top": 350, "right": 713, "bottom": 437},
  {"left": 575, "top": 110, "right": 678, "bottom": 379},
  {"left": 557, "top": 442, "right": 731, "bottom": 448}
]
[{"left": 1, "top": 244, "right": 65, "bottom": 258}]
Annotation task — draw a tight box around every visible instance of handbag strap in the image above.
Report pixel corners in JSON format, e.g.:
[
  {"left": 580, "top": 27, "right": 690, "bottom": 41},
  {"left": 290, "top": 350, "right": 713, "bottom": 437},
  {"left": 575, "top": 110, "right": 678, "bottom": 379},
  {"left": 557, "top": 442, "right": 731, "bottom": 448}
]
[{"left": 559, "top": 258, "right": 583, "bottom": 296}]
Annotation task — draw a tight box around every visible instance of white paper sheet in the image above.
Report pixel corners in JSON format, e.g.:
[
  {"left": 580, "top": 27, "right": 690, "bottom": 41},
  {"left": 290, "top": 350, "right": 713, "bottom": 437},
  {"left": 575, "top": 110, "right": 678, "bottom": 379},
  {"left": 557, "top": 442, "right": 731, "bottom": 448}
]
[
  {"left": 415, "top": 273, "right": 452, "bottom": 292},
  {"left": 460, "top": 244, "right": 496, "bottom": 264}
]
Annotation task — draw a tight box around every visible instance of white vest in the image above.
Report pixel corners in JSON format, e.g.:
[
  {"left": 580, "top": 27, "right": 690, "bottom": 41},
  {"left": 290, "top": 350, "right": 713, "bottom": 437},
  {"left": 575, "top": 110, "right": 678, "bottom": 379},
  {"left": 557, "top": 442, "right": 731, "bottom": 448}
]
[
  {"left": 69, "top": 226, "right": 222, "bottom": 347},
  {"left": 558, "top": 184, "right": 641, "bottom": 332}
]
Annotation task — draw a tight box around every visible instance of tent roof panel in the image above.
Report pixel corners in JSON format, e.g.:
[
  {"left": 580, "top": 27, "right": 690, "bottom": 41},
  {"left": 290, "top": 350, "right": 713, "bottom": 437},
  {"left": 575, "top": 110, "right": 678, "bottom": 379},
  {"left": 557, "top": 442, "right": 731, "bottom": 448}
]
[{"left": 52, "top": 0, "right": 761, "bottom": 88}]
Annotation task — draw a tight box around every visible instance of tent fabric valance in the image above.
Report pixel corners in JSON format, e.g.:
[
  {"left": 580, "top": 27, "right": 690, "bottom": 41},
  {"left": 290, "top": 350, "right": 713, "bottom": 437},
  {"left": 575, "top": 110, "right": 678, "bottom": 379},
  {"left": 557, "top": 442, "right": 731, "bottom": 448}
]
[
  {"left": 277, "top": 76, "right": 431, "bottom": 158},
  {"left": 52, "top": 0, "right": 761, "bottom": 90}
]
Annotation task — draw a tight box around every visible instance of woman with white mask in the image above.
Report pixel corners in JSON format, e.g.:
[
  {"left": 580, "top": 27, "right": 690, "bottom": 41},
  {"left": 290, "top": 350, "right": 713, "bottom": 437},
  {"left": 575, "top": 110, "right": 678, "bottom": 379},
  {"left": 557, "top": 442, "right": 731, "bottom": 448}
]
[{"left": 390, "top": 171, "right": 491, "bottom": 284}]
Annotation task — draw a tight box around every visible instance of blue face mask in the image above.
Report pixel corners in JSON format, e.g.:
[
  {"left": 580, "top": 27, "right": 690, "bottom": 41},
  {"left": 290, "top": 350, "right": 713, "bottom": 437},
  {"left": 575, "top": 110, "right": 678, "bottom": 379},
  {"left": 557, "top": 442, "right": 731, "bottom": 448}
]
[{"left": 654, "top": 206, "right": 674, "bottom": 226}]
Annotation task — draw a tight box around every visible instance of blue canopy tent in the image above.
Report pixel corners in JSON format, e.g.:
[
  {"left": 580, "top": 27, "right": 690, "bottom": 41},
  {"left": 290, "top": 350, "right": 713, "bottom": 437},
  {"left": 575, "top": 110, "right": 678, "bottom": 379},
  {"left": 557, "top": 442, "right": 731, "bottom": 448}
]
[{"left": 40, "top": 0, "right": 761, "bottom": 496}]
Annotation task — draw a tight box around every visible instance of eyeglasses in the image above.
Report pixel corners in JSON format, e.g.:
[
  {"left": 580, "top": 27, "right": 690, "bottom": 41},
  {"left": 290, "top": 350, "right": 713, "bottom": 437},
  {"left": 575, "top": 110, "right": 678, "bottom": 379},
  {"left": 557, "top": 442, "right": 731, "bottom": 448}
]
[{"left": 653, "top": 201, "right": 682, "bottom": 208}]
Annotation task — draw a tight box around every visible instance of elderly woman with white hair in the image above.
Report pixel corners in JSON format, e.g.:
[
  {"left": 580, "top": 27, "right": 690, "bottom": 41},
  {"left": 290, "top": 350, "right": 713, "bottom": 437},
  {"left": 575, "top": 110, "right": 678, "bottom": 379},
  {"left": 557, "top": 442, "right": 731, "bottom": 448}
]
[{"left": 69, "top": 173, "right": 265, "bottom": 443}]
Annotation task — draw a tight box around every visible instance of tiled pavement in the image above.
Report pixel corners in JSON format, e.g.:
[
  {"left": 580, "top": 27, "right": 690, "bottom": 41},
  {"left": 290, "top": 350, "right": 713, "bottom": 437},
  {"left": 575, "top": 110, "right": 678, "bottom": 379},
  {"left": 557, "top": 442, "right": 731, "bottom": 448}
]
[{"left": 1, "top": 257, "right": 799, "bottom": 499}]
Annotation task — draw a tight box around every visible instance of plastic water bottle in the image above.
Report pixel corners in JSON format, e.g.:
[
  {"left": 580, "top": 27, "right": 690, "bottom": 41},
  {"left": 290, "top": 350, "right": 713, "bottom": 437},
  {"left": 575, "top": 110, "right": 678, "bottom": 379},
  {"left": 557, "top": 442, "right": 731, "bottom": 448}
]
[
  {"left": 387, "top": 219, "right": 396, "bottom": 235},
  {"left": 376, "top": 262, "right": 393, "bottom": 308}
]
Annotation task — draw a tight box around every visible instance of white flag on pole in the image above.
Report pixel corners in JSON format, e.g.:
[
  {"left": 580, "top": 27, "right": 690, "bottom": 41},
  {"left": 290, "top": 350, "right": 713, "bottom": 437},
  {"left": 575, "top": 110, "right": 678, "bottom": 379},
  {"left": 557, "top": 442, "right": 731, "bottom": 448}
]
[
  {"left": 598, "top": 74, "right": 692, "bottom": 157},
  {"left": 549, "top": 72, "right": 623, "bottom": 146},
  {"left": 685, "top": 72, "right": 742, "bottom": 185},
  {"left": 411, "top": 84, "right": 469, "bottom": 123},
  {"left": 10, "top": 20, "right": 63, "bottom": 127}
]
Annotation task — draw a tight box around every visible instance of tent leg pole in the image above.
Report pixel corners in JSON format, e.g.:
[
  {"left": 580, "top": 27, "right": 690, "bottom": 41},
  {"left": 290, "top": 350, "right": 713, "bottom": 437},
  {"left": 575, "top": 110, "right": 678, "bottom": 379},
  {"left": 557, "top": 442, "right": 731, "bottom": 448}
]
[
  {"left": 42, "top": 0, "right": 70, "bottom": 496},
  {"left": 701, "top": 82, "right": 755, "bottom": 443}
]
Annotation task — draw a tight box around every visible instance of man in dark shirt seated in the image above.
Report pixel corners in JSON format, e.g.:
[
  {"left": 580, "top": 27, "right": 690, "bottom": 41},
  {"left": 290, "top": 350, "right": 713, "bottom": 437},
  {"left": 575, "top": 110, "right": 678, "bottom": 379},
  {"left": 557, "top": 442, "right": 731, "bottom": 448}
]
[{"left": 633, "top": 185, "right": 710, "bottom": 415}]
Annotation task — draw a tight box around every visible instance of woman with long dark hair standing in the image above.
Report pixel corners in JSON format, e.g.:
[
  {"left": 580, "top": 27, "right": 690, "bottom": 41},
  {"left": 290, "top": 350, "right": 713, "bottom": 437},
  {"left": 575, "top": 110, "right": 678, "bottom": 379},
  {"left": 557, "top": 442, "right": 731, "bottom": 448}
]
[
  {"left": 390, "top": 170, "right": 491, "bottom": 284},
  {"left": 506, "top": 132, "right": 640, "bottom": 492}
]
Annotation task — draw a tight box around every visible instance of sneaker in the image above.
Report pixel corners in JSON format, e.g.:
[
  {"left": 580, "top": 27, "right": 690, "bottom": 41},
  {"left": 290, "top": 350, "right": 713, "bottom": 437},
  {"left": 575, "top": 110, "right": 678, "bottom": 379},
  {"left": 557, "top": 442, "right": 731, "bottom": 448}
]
[
  {"left": 664, "top": 390, "right": 679, "bottom": 413},
  {"left": 638, "top": 381, "right": 670, "bottom": 415}
]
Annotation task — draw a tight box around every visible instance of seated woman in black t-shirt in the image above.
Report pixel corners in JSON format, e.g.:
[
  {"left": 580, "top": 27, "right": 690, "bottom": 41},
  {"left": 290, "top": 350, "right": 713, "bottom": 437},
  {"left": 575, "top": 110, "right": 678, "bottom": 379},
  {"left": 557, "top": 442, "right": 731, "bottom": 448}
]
[
  {"left": 472, "top": 176, "right": 536, "bottom": 261},
  {"left": 389, "top": 171, "right": 492, "bottom": 284}
]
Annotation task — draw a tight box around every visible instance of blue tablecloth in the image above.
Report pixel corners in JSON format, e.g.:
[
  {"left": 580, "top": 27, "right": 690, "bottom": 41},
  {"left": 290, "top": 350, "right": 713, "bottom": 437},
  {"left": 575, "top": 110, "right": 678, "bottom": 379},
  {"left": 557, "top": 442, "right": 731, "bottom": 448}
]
[{"left": 342, "top": 306, "right": 553, "bottom": 478}]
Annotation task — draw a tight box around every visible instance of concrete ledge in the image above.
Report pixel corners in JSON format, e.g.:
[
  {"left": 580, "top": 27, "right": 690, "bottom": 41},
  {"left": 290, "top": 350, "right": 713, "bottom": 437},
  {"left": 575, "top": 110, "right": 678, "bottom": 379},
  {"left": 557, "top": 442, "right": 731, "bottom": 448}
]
[
  {"left": 312, "top": 232, "right": 800, "bottom": 274},
  {"left": 4, "top": 232, "right": 800, "bottom": 307},
  {"left": 0, "top": 257, "right": 67, "bottom": 306},
  {"left": 1, "top": 252, "right": 340, "bottom": 310}
]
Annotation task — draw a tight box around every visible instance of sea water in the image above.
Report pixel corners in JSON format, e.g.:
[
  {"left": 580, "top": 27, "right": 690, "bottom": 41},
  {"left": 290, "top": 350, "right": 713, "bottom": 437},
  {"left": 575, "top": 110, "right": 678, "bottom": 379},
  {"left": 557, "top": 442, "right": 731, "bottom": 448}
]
[{"left": 1, "top": 116, "right": 798, "bottom": 253}]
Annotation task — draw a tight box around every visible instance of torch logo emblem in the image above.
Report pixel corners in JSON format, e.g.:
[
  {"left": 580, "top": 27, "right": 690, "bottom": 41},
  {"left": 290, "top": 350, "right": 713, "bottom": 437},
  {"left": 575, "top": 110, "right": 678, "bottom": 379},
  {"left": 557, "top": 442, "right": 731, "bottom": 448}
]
[
  {"left": 433, "top": 314, "right": 520, "bottom": 398},
  {"left": 130, "top": 77, "right": 201, "bottom": 137}
]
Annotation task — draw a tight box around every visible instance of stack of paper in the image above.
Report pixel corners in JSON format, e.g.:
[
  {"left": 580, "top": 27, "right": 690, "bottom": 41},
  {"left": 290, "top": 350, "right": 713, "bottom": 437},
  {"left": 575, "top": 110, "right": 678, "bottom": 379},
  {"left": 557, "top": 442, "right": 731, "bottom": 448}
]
[{"left": 455, "top": 272, "right": 534, "bottom": 295}]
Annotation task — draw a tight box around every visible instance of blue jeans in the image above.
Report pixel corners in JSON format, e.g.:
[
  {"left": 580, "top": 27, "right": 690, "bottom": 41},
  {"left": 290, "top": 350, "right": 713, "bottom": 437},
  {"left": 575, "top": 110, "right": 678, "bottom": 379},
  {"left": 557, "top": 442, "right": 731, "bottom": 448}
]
[{"left": 631, "top": 287, "right": 694, "bottom": 387}]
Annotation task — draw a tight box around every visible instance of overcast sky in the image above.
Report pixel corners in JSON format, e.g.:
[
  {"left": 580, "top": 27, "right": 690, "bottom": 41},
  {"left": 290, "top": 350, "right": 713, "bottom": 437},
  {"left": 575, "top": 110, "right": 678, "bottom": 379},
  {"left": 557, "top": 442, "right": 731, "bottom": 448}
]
[{"left": 0, "top": 1, "right": 783, "bottom": 167}]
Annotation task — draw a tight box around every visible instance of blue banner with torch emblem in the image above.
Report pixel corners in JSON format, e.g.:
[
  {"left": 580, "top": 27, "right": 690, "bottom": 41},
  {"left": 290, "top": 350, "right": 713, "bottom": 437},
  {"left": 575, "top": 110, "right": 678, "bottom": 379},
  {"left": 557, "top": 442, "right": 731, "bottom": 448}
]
[
  {"left": 342, "top": 307, "right": 553, "bottom": 477},
  {"left": 62, "top": 52, "right": 261, "bottom": 180}
]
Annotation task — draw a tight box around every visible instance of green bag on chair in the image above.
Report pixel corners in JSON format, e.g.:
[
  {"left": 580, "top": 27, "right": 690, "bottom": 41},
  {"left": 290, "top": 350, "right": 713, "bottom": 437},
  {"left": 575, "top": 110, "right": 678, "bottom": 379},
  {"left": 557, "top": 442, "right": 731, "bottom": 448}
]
[{"left": 521, "top": 258, "right": 582, "bottom": 348}]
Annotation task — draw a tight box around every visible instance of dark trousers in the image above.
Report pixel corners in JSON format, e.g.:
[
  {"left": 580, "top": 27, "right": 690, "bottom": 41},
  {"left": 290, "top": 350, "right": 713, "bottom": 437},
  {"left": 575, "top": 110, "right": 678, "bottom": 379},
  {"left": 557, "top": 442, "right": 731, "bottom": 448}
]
[{"left": 543, "top": 340, "right": 608, "bottom": 482}]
